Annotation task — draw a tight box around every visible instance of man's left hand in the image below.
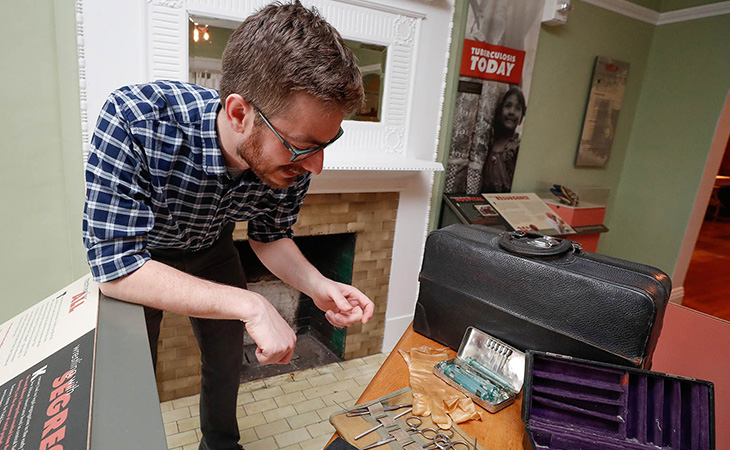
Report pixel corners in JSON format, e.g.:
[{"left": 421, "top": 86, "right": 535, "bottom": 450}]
[{"left": 310, "top": 280, "right": 375, "bottom": 328}]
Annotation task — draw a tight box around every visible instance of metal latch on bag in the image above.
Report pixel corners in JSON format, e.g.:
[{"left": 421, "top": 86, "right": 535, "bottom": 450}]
[{"left": 526, "top": 236, "right": 561, "bottom": 249}]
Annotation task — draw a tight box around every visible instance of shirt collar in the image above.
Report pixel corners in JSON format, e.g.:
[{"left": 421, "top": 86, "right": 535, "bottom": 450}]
[{"left": 202, "top": 97, "right": 225, "bottom": 175}]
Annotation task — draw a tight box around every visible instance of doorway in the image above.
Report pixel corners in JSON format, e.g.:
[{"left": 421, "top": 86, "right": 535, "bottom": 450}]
[
  {"left": 681, "top": 167, "right": 730, "bottom": 320},
  {"left": 676, "top": 93, "right": 730, "bottom": 321}
]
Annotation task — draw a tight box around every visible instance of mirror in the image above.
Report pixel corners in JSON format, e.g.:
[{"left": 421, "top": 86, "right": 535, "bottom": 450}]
[
  {"left": 344, "top": 40, "right": 387, "bottom": 122},
  {"left": 187, "top": 17, "right": 387, "bottom": 122}
]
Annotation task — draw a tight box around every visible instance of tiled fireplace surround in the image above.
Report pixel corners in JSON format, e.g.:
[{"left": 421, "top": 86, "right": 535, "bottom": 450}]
[{"left": 155, "top": 192, "right": 399, "bottom": 401}]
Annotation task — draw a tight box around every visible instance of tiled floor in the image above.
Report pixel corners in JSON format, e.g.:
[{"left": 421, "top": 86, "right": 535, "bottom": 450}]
[{"left": 161, "top": 353, "right": 388, "bottom": 450}]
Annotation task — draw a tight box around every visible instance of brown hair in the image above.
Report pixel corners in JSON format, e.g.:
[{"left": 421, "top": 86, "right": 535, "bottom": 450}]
[{"left": 220, "top": 1, "right": 364, "bottom": 118}]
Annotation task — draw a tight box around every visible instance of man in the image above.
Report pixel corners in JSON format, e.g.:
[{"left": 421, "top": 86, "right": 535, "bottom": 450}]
[{"left": 82, "top": 2, "right": 373, "bottom": 449}]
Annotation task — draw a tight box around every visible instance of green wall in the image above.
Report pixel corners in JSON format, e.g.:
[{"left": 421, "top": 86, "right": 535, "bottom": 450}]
[
  {"left": 0, "top": 0, "right": 87, "bottom": 321},
  {"left": 637, "top": 0, "right": 721, "bottom": 12},
  {"left": 660, "top": 0, "right": 725, "bottom": 11},
  {"left": 601, "top": 14, "right": 730, "bottom": 272},
  {"left": 632, "top": 0, "right": 664, "bottom": 11},
  {"left": 430, "top": 0, "right": 469, "bottom": 223},
  {"left": 512, "top": 1, "right": 655, "bottom": 212}
]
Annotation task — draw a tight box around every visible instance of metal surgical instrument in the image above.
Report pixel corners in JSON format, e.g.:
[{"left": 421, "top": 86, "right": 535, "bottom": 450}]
[
  {"left": 354, "top": 408, "right": 413, "bottom": 440},
  {"left": 346, "top": 403, "right": 412, "bottom": 417}
]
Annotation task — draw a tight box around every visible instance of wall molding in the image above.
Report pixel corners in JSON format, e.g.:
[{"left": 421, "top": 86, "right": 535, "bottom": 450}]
[
  {"left": 331, "top": 0, "right": 427, "bottom": 19},
  {"left": 75, "top": 0, "right": 91, "bottom": 160},
  {"left": 581, "top": 0, "right": 730, "bottom": 25},
  {"left": 657, "top": 0, "right": 730, "bottom": 24},
  {"left": 581, "top": 0, "right": 660, "bottom": 24}
]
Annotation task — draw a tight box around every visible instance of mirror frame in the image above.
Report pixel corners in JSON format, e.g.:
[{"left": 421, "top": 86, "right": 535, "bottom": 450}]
[{"left": 144, "top": 0, "right": 423, "bottom": 156}]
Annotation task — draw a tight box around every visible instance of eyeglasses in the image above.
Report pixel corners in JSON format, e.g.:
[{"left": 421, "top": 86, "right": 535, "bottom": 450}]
[{"left": 252, "top": 104, "right": 344, "bottom": 163}]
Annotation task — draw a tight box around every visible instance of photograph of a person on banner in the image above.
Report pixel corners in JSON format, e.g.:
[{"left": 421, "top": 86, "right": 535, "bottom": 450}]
[
  {"left": 482, "top": 86, "right": 526, "bottom": 193},
  {"left": 443, "top": 0, "right": 542, "bottom": 195}
]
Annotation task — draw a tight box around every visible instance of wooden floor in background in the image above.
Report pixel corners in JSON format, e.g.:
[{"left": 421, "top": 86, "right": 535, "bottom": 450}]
[{"left": 682, "top": 216, "right": 730, "bottom": 322}]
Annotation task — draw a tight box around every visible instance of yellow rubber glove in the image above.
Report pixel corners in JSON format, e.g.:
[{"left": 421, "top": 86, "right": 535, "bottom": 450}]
[{"left": 399, "top": 346, "right": 482, "bottom": 429}]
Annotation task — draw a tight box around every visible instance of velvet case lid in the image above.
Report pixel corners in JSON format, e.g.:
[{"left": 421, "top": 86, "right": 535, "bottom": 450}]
[{"left": 521, "top": 351, "right": 715, "bottom": 450}]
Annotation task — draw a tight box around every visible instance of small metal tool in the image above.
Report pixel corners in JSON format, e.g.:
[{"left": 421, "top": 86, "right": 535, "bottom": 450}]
[
  {"left": 360, "top": 416, "right": 433, "bottom": 450},
  {"left": 346, "top": 403, "right": 411, "bottom": 417},
  {"left": 354, "top": 407, "right": 413, "bottom": 440},
  {"left": 361, "top": 416, "right": 459, "bottom": 450}
]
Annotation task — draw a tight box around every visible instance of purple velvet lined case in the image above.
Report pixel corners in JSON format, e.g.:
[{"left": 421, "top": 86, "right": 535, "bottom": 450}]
[{"left": 522, "top": 351, "right": 715, "bottom": 450}]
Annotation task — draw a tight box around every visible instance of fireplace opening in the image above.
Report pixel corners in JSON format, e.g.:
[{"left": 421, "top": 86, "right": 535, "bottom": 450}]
[{"left": 235, "top": 233, "right": 356, "bottom": 382}]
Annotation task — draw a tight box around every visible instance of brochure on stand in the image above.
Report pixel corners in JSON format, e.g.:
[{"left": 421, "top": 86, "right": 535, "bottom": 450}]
[
  {"left": 442, "top": 194, "right": 511, "bottom": 229},
  {"left": 483, "top": 193, "right": 576, "bottom": 235},
  {"left": 0, "top": 274, "right": 99, "bottom": 450}
]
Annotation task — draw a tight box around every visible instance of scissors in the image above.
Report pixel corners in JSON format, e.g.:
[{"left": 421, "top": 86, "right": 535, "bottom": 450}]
[
  {"left": 361, "top": 416, "right": 469, "bottom": 450},
  {"left": 424, "top": 434, "right": 471, "bottom": 450}
]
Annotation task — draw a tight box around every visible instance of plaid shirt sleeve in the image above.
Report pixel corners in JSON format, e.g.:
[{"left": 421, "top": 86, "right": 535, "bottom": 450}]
[
  {"left": 82, "top": 93, "right": 155, "bottom": 282},
  {"left": 247, "top": 174, "right": 311, "bottom": 243}
]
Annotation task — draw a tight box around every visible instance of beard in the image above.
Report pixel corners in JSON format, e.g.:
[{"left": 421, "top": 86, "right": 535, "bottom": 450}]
[{"left": 236, "top": 125, "right": 304, "bottom": 189}]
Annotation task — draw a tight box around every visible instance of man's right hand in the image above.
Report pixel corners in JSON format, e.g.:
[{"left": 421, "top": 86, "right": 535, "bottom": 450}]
[
  {"left": 99, "top": 260, "right": 297, "bottom": 365},
  {"left": 244, "top": 293, "right": 297, "bottom": 365}
]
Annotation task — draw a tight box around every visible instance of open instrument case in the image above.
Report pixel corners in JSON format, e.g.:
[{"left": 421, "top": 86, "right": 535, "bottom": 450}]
[
  {"left": 522, "top": 351, "right": 715, "bottom": 450},
  {"left": 433, "top": 327, "right": 525, "bottom": 413}
]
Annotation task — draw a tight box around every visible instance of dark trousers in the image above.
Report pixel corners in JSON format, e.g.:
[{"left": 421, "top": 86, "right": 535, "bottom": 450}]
[{"left": 145, "top": 224, "right": 246, "bottom": 450}]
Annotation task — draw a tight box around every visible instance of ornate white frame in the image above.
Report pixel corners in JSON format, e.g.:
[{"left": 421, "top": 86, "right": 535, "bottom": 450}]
[
  {"left": 76, "top": 0, "right": 90, "bottom": 158},
  {"left": 145, "top": 0, "right": 422, "bottom": 158}
]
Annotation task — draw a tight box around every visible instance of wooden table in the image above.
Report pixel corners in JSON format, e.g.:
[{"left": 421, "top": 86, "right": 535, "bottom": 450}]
[
  {"left": 336, "top": 302, "right": 729, "bottom": 449},
  {"left": 353, "top": 325, "right": 526, "bottom": 450}
]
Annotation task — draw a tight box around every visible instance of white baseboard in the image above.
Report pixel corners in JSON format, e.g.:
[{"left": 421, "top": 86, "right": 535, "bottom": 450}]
[
  {"left": 669, "top": 286, "right": 685, "bottom": 305},
  {"left": 381, "top": 314, "right": 414, "bottom": 353}
]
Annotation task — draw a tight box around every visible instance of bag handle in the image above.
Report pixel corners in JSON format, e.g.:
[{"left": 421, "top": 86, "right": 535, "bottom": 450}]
[{"left": 498, "top": 230, "right": 575, "bottom": 256}]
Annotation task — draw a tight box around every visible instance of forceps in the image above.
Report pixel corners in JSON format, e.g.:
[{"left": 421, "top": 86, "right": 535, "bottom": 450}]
[
  {"left": 360, "top": 416, "right": 435, "bottom": 450},
  {"left": 361, "top": 416, "right": 467, "bottom": 450},
  {"left": 354, "top": 408, "right": 413, "bottom": 440}
]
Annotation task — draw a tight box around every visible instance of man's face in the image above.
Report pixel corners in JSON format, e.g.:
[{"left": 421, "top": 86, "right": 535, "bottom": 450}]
[
  {"left": 236, "top": 92, "right": 344, "bottom": 189},
  {"left": 500, "top": 93, "right": 524, "bottom": 132}
]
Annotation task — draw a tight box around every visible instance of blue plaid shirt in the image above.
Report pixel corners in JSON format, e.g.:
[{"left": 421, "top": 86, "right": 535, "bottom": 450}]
[{"left": 83, "top": 81, "right": 311, "bottom": 282}]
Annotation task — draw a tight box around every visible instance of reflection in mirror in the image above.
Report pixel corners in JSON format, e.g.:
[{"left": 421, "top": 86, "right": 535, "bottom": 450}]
[
  {"left": 188, "top": 19, "right": 233, "bottom": 89},
  {"left": 187, "top": 17, "right": 387, "bottom": 122},
  {"left": 343, "top": 40, "right": 387, "bottom": 122}
]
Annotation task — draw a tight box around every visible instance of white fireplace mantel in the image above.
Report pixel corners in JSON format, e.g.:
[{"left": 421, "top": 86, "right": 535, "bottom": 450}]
[{"left": 77, "top": 0, "right": 456, "bottom": 352}]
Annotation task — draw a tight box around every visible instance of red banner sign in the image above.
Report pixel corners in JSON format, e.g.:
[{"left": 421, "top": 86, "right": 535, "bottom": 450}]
[{"left": 460, "top": 39, "right": 525, "bottom": 85}]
